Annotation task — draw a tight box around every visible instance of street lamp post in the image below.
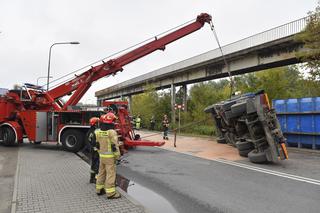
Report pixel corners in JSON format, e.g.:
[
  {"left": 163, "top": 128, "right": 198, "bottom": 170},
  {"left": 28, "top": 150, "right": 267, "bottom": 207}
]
[
  {"left": 37, "top": 76, "right": 53, "bottom": 86},
  {"left": 47, "top": 41, "right": 80, "bottom": 91}
]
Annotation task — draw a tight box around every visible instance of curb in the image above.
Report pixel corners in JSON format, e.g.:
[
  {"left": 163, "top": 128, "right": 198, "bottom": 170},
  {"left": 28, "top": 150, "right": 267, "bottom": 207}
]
[
  {"left": 116, "top": 187, "right": 150, "bottom": 213},
  {"left": 11, "top": 148, "right": 20, "bottom": 213}
]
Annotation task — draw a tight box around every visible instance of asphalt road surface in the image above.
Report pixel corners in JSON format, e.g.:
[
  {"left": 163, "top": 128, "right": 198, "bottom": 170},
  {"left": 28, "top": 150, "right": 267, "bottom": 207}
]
[
  {"left": 0, "top": 144, "right": 18, "bottom": 213},
  {"left": 118, "top": 147, "right": 320, "bottom": 213}
]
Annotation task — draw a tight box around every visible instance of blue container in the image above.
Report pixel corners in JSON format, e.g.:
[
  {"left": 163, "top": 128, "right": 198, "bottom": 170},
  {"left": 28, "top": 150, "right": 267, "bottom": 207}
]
[{"left": 273, "top": 97, "right": 320, "bottom": 149}]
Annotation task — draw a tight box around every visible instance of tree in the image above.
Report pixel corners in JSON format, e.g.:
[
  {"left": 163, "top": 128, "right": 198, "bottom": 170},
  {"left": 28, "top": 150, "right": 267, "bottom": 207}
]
[
  {"left": 131, "top": 86, "right": 158, "bottom": 129},
  {"left": 295, "top": 1, "right": 320, "bottom": 80},
  {"left": 188, "top": 80, "right": 229, "bottom": 124}
]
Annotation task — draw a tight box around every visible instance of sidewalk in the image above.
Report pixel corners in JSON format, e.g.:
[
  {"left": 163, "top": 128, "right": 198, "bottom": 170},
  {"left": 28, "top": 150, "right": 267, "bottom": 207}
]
[
  {"left": 137, "top": 130, "right": 244, "bottom": 161},
  {"left": 12, "top": 144, "right": 145, "bottom": 213}
]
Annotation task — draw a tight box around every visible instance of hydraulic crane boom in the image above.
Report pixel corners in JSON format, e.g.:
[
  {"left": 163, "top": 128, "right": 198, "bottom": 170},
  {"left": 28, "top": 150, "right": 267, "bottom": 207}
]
[
  {"left": 0, "top": 13, "right": 212, "bottom": 150},
  {"left": 46, "top": 13, "right": 212, "bottom": 110}
]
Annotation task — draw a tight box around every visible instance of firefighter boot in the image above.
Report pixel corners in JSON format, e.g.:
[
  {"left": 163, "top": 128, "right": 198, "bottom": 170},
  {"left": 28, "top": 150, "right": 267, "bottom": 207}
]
[
  {"left": 90, "top": 173, "right": 96, "bottom": 184},
  {"left": 107, "top": 191, "right": 121, "bottom": 199},
  {"left": 97, "top": 188, "right": 106, "bottom": 196}
]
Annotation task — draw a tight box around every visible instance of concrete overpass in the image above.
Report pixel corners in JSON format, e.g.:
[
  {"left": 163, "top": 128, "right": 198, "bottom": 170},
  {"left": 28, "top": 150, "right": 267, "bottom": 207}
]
[{"left": 96, "top": 17, "right": 308, "bottom": 121}]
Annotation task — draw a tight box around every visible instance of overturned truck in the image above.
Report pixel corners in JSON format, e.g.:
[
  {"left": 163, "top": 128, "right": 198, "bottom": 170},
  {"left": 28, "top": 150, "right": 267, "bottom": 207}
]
[{"left": 205, "top": 90, "right": 288, "bottom": 164}]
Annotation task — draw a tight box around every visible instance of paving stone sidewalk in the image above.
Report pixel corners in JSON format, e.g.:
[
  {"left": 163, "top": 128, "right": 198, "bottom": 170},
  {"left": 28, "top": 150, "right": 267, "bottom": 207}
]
[{"left": 12, "top": 144, "right": 145, "bottom": 213}]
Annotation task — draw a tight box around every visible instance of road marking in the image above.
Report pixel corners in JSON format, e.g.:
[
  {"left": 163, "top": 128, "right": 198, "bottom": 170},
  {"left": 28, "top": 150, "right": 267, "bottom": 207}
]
[
  {"left": 156, "top": 145, "right": 320, "bottom": 186},
  {"left": 214, "top": 158, "right": 320, "bottom": 186}
]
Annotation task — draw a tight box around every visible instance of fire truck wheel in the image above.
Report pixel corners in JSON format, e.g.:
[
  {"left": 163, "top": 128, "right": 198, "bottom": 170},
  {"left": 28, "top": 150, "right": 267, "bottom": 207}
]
[
  {"left": 1, "top": 126, "right": 16, "bottom": 146},
  {"left": 61, "top": 129, "right": 84, "bottom": 152},
  {"left": 34, "top": 141, "right": 42, "bottom": 145}
]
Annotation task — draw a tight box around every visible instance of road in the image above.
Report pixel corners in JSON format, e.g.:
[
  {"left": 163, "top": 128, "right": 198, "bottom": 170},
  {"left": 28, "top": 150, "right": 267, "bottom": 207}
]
[
  {"left": 117, "top": 146, "right": 320, "bottom": 213},
  {"left": 1, "top": 138, "right": 320, "bottom": 213},
  {"left": 0, "top": 144, "right": 18, "bottom": 213}
]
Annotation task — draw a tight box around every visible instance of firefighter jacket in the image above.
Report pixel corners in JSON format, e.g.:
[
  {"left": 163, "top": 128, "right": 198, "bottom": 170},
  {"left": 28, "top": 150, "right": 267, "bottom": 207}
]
[
  {"left": 95, "top": 129, "right": 120, "bottom": 160},
  {"left": 87, "top": 127, "right": 97, "bottom": 147}
]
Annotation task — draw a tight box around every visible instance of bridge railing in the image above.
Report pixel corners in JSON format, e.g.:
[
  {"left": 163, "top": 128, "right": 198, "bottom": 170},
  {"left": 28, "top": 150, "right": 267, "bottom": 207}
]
[{"left": 208, "top": 16, "right": 308, "bottom": 59}]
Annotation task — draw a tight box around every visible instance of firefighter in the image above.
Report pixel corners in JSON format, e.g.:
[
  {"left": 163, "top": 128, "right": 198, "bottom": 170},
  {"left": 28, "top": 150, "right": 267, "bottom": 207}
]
[
  {"left": 135, "top": 115, "right": 141, "bottom": 130},
  {"left": 87, "top": 117, "right": 100, "bottom": 183},
  {"left": 95, "top": 112, "right": 121, "bottom": 199},
  {"left": 162, "top": 114, "right": 169, "bottom": 140}
]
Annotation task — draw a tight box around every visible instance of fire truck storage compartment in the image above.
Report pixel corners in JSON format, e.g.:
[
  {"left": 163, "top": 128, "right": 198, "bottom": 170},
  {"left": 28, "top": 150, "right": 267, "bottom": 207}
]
[
  {"left": 60, "top": 112, "right": 82, "bottom": 125},
  {"left": 0, "top": 100, "right": 16, "bottom": 122},
  {"left": 20, "top": 111, "right": 48, "bottom": 142},
  {"left": 36, "top": 112, "right": 47, "bottom": 142},
  {"left": 47, "top": 112, "right": 58, "bottom": 141}
]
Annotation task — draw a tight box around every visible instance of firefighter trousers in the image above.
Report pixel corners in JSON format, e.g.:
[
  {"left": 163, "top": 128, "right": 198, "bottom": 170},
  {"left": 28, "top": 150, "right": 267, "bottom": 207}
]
[
  {"left": 96, "top": 157, "right": 117, "bottom": 197},
  {"left": 91, "top": 151, "right": 100, "bottom": 174}
]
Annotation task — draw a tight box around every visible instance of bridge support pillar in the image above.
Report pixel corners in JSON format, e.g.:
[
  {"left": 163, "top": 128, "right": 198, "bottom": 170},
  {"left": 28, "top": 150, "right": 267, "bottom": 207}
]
[
  {"left": 97, "top": 99, "right": 102, "bottom": 107},
  {"left": 182, "top": 84, "right": 187, "bottom": 111},
  {"left": 171, "top": 83, "right": 176, "bottom": 124},
  {"left": 127, "top": 95, "right": 132, "bottom": 113}
]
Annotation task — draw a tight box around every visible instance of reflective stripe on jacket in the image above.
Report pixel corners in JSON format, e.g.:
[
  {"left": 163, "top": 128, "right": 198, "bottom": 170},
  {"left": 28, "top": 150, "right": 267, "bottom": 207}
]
[{"left": 95, "top": 129, "right": 120, "bottom": 158}]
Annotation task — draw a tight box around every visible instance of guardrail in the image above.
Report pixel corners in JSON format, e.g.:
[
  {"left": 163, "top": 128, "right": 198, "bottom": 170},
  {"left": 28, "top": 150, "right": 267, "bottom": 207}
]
[{"left": 217, "top": 16, "right": 308, "bottom": 57}]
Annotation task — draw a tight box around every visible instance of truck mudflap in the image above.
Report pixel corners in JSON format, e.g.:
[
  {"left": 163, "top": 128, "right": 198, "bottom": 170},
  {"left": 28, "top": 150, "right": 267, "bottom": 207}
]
[{"left": 124, "top": 137, "right": 165, "bottom": 147}]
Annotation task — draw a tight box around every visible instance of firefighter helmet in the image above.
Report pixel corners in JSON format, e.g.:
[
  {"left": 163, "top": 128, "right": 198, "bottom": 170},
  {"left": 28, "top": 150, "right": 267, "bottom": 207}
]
[
  {"left": 100, "top": 112, "right": 116, "bottom": 124},
  {"left": 89, "top": 117, "right": 99, "bottom": 126}
]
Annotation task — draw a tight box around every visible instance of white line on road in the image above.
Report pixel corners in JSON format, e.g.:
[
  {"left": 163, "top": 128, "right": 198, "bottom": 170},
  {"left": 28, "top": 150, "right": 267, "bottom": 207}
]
[
  {"left": 157, "top": 145, "right": 320, "bottom": 186},
  {"left": 214, "top": 158, "right": 320, "bottom": 186}
]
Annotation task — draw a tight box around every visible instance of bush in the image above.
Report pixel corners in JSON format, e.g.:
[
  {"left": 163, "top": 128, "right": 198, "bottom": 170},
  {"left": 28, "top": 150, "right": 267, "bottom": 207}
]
[{"left": 181, "top": 125, "right": 216, "bottom": 136}]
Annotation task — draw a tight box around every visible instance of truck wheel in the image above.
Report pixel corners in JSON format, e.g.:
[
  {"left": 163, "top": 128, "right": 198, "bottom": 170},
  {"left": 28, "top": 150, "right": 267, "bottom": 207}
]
[
  {"left": 217, "top": 137, "right": 227, "bottom": 144},
  {"left": 235, "top": 141, "right": 254, "bottom": 151},
  {"left": 61, "top": 129, "right": 84, "bottom": 152},
  {"left": 1, "top": 126, "right": 16, "bottom": 146},
  {"left": 34, "top": 141, "right": 42, "bottom": 145},
  {"left": 238, "top": 148, "right": 252, "bottom": 157},
  {"left": 248, "top": 150, "right": 268, "bottom": 163},
  {"left": 134, "top": 134, "right": 141, "bottom": 140}
]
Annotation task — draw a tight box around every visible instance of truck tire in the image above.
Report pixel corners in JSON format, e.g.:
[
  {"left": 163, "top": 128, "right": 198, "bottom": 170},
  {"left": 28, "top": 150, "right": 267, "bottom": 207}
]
[
  {"left": 248, "top": 150, "right": 268, "bottom": 163},
  {"left": 238, "top": 148, "right": 251, "bottom": 157},
  {"left": 134, "top": 134, "right": 141, "bottom": 140},
  {"left": 235, "top": 141, "right": 254, "bottom": 151},
  {"left": 217, "top": 137, "right": 227, "bottom": 144},
  {"left": 61, "top": 129, "right": 84, "bottom": 152},
  {"left": 1, "top": 126, "right": 16, "bottom": 146}
]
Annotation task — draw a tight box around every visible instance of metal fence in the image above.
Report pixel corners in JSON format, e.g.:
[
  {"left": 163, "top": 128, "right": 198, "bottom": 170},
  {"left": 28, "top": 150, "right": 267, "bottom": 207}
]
[{"left": 215, "top": 16, "right": 308, "bottom": 58}]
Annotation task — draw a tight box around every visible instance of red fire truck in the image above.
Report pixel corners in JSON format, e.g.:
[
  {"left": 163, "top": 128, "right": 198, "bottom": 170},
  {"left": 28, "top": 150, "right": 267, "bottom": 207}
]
[{"left": 0, "top": 13, "right": 212, "bottom": 152}]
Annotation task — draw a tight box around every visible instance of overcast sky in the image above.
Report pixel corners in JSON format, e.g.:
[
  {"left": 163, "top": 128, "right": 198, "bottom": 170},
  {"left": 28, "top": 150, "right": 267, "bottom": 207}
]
[{"left": 0, "top": 0, "right": 317, "bottom": 104}]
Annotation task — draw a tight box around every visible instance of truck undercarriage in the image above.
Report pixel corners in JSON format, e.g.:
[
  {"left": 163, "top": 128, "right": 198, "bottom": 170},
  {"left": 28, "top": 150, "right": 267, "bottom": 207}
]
[{"left": 205, "top": 90, "right": 288, "bottom": 163}]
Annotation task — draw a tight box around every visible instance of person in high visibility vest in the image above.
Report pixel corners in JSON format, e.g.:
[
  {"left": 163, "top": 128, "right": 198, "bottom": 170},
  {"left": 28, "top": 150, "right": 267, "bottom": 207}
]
[
  {"left": 95, "top": 112, "right": 121, "bottom": 199},
  {"left": 135, "top": 115, "right": 141, "bottom": 130},
  {"left": 87, "top": 117, "right": 100, "bottom": 183}
]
